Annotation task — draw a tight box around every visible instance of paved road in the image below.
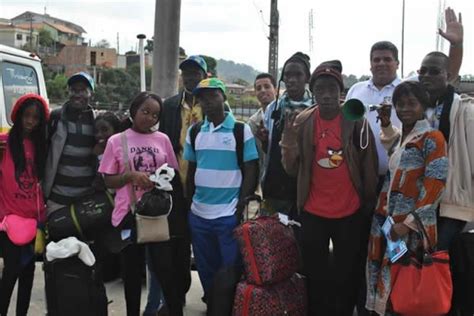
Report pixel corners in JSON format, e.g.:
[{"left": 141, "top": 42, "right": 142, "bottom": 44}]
[{"left": 7, "top": 262, "right": 207, "bottom": 316}]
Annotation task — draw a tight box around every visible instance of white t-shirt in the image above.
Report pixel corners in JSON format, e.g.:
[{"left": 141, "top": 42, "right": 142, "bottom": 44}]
[{"left": 345, "top": 77, "right": 402, "bottom": 176}]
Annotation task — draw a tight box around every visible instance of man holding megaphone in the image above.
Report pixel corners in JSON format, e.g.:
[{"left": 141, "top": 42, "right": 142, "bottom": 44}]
[{"left": 280, "top": 60, "right": 378, "bottom": 316}]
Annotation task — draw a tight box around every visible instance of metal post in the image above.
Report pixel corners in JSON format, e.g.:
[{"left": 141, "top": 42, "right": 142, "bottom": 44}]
[
  {"left": 137, "top": 34, "right": 146, "bottom": 92},
  {"left": 401, "top": 0, "right": 405, "bottom": 78},
  {"left": 29, "top": 13, "right": 33, "bottom": 51},
  {"left": 152, "top": 0, "right": 181, "bottom": 98}
]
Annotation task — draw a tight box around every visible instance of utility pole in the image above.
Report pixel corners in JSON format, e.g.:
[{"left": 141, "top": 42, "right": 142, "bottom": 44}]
[
  {"left": 152, "top": 0, "right": 181, "bottom": 98},
  {"left": 28, "top": 12, "right": 33, "bottom": 51},
  {"left": 268, "top": 0, "right": 279, "bottom": 80},
  {"left": 308, "top": 9, "right": 314, "bottom": 58}
]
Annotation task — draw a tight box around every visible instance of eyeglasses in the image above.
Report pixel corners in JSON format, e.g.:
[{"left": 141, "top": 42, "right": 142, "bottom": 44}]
[{"left": 418, "top": 67, "right": 443, "bottom": 76}]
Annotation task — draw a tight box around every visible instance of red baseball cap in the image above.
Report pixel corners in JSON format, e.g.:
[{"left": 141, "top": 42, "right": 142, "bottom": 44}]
[{"left": 11, "top": 93, "right": 50, "bottom": 122}]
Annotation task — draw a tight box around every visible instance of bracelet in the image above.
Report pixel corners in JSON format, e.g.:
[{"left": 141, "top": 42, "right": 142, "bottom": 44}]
[{"left": 450, "top": 42, "right": 463, "bottom": 48}]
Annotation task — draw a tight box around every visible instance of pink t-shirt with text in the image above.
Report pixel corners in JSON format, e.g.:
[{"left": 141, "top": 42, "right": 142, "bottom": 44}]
[{"left": 99, "top": 128, "right": 179, "bottom": 226}]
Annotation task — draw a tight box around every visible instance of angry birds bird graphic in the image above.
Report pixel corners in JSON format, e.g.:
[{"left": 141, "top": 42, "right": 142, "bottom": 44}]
[{"left": 317, "top": 147, "right": 343, "bottom": 169}]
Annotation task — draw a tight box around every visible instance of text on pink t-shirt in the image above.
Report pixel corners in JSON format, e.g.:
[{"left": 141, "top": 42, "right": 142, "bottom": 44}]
[{"left": 98, "top": 128, "right": 179, "bottom": 226}]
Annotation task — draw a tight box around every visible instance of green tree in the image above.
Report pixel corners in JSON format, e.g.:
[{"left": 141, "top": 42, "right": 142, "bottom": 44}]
[
  {"left": 46, "top": 74, "right": 68, "bottom": 102},
  {"left": 227, "top": 94, "right": 236, "bottom": 107},
  {"left": 127, "top": 64, "right": 152, "bottom": 90},
  {"left": 145, "top": 39, "right": 153, "bottom": 53},
  {"left": 93, "top": 68, "right": 140, "bottom": 109},
  {"left": 39, "top": 28, "right": 54, "bottom": 47},
  {"left": 95, "top": 39, "right": 110, "bottom": 48},
  {"left": 240, "top": 95, "right": 258, "bottom": 106},
  {"left": 343, "top": 74, "right": 359, "bottom": 89},
  {"left": 201, "top": 55, "right": 217, "bottom": 76}
]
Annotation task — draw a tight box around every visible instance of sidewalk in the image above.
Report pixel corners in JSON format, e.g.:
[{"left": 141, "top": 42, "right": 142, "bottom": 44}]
[{"left": 8, "top": 262, "right": 207, "bottom": 316}]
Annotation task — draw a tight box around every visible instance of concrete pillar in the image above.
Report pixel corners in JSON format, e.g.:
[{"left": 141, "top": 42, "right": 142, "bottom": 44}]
[{"left": 151, "top": 0, "right": 181, "bottom": 99}]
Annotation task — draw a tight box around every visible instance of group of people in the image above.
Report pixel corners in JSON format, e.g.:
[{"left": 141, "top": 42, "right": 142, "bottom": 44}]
[{"left": 0, "top": 5, "right": 472, "bottom": 316}]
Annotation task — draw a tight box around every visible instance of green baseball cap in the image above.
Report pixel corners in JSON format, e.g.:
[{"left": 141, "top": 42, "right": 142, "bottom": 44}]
[{"left": 193, "top": 78, "right": 226, "bottom": 97}]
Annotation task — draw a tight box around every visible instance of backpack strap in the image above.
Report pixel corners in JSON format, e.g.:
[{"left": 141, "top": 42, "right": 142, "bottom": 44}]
[
  {"left": 47, "top": 108, "right": 61, "bottom": 143},
  {"left": 190, "top": 120, "right": 244, "bottom": 170},
  {"left": 190, "top": 121, "right": 204, "bottom": 152},
  {"left": 233, "top": 121, "right": 245, "bottom": 170}
]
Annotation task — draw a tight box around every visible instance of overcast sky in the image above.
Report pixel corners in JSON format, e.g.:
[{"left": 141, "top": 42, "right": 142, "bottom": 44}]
[{"left": 2, "top": 0, "right": 473, "bottom": 77}]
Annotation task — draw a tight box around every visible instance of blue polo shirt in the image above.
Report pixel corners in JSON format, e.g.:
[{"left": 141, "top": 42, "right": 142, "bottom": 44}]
[{"left": 184, "top": 113, "right": 258, "bottom": 219}]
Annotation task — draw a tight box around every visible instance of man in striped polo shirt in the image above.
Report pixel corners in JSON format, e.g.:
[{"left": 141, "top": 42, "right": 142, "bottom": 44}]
[
  {"left": 43, "top": 72, "right": 97, "bottom": 213},
  {"left": 184, "top": 78, "right": 258, "bottom": 300}
]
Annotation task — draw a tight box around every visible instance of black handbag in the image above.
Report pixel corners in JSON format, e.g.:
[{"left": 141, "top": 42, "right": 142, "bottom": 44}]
[
  {"left": 120, "top": 132, "right": 174, "bottom": 244},
  {"left": 47, "top": 191, "right": 114, "bottom": 241},
  {"left": 135, "top": 188, "right": 172, "bottom": 217}
]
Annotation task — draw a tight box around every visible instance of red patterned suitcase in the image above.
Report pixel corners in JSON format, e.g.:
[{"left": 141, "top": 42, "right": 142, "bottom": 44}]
[
  {"left": 234, "top": 216, "right": 300, "bottom": 285},
  {"left": 232, "top": 273, "right": 307, "bottom": 316}
]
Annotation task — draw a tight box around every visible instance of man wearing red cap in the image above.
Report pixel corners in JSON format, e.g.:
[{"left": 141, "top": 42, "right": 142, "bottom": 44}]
[{"left": 281, "top": 60, "right": 378, "bottom": 316}]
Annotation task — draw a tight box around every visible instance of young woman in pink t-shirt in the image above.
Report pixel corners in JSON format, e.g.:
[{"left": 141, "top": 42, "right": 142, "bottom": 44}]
[
  {"left": 99, "top": 92, "right": 184, "bottom": 316},
  {"left": 0, "top": 94, "right": 49, "bottom": 316}
]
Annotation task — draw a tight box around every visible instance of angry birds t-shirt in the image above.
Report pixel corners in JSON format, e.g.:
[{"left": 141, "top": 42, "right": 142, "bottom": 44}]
[{"left": 304, "top": 109, "right": 360, "bottom": 218}]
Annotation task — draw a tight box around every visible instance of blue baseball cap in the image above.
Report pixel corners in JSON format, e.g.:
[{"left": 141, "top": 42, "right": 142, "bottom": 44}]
[
  {"left": 67, "top": 72, "right": 95, "bottom": 91},
  {"left": 179, "top": 55, "right": 208, "bottom": 75}
]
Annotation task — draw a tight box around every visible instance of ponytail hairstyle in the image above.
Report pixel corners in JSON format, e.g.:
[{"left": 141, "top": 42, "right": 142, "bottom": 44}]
[{"left": 8, "top": 98, "right": 48, "bottom": 181}]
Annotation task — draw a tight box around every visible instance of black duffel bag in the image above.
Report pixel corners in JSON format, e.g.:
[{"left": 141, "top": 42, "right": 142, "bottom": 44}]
[{"left": 47, "top": 191, "right": 114, "bottom": 241}]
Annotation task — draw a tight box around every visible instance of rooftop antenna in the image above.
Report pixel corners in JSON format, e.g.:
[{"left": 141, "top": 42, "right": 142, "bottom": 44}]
[
  {"left": 117, "top": 32, "right": 120, "bottom": 54},
  {"left": 308, "top": 9, "right": 314, "bottom": 59}
]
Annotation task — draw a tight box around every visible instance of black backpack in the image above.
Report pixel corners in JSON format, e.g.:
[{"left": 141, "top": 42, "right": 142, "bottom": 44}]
[
  {"left": 189, "top": 120, "right": 245, "bottom": 170},
  {"left": 44, "top": 256, "right": 108, "bottom": 316}
]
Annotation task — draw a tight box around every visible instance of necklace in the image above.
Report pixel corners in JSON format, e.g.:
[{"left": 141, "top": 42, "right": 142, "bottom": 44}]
[{"left": 316, "top": 109, "right": 341, "bottom": 141}]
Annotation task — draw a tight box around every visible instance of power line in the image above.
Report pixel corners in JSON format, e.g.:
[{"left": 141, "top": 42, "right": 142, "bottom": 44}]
[{"left": 250, "top": 0, "right": 269, "bottom": 38}]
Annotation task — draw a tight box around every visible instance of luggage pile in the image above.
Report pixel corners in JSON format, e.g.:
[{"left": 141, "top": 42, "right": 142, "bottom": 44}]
[{"left": 233, "top": 216, "right": 307, "bottom": 315}]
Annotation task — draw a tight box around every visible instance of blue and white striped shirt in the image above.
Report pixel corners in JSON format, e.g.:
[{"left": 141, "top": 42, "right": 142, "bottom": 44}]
[{"left": 184, "top": 113, "right": 259, "bottom": 219}]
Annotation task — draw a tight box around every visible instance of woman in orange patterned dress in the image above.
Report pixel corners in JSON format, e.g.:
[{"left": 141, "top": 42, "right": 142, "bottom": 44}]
[{"left": 366, "top": 81, "right": 449, "bottom": 315}]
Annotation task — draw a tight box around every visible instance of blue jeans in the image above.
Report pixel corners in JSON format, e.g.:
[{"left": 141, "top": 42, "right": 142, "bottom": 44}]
[
  {"left": 188, "top": 212, "right": 240, "bottom": 296},
  {"left": 143, "top": 249, "right": 165, "bottom": 315}
]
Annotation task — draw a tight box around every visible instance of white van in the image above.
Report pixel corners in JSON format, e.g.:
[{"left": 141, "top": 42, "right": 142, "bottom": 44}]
[{"left": 0, "top": 44, "right": 48, "bottom": 134}]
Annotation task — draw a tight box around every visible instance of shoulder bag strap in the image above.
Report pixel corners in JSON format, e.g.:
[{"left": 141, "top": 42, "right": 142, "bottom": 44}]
[
  {"left": 120, "top": 132, "right": 137, "bottom": 213},
  {"left": 233, "top": 121, "right": 245, "bottom": 170}
]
